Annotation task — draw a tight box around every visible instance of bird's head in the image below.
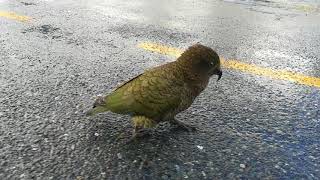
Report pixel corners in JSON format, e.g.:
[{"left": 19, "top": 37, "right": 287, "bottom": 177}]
[
  {"left": 85, "top": 95, "right": 107, "bottom": 116},
  {"left": 178, "top": 43, "right": 222, "bottom": 81},
  {"left": 92, "top": 95, "right": 106, "bottom": 108}
]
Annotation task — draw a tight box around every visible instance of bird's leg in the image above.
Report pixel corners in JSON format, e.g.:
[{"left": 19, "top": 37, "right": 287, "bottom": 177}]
[
  {"left": 170, "top": 118, "right": 197, "bottom": 132},
  {"left": 128, "top": 116, "right": 157, "bottom": 142},
  {"left": 133, "top": 128, "right": 153, "bottom": 138}
]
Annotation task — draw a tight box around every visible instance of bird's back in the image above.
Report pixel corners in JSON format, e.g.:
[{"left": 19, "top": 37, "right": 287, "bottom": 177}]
[{"left": 105, "top": 61, "right": 190, "bottom": 121}]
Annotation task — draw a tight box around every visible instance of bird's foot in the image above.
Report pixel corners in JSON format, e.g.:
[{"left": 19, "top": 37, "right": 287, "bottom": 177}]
[
  {"left": 126, "top": 128, "right": 154, "bottom": 143},
  {"left": 170, "top": 119, "right": 196, "bottom": 132},
  {"left": 134, "top": 128, "right": 154, "bottom": 138},
  {"left": 114, "top": 132, "right": 128, "bottom": 141}
]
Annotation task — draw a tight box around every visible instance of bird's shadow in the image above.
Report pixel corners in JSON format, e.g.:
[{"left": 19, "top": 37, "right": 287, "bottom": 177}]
[
  {"left": 80, "top": 113, "right": 213, "bottom": 178},
  {"left": 84, "top": 113, "right": 193, "bottom": 146}
]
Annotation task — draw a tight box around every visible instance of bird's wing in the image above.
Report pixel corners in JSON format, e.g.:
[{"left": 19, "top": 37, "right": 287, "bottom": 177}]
[
  {"left": 105, "top": 69, "right": 182, "bottom": 119},
  {"left": 113, "top": 73, "right": 144, "bottom": 91}
]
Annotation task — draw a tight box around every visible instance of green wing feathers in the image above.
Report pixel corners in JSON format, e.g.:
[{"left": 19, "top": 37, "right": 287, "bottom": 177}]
[
  {"left": 105, "top": 69, "right": 182, "bottom": 119},
  {"left": 87, "top": 64, "right": 184, "bottom": 119}
]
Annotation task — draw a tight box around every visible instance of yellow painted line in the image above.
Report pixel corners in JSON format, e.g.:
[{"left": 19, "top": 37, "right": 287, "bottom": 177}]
[
  {"left": 0, "top": 11, "right": 31, "bottom": 22},
  {"left": 294, "top": 4, "right": 318, "bottom": 12},
  {"left": 138, "top": 42, "right": 320, "bottom": 88},
  {"left": 138, "top": 42, "right": 183, "bottom": 57}
]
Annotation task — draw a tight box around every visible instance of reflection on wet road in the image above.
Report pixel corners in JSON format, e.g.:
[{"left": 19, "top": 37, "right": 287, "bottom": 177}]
[
  {"left": 224, "top": 0, "right": 320, "bottom": 12},
  {"left": 0, "top": 0, "right": 319, "bottom": 179}
]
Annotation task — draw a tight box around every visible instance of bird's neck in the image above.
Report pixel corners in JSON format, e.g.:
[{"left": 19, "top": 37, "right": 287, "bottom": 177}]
[{"left": 176, "top": 59, "right": 210, "bottom": 95}]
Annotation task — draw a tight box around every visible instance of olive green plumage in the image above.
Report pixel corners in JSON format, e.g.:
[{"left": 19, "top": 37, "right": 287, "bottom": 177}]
[{"left": 87, "top": 43, "right": 222, "bottom": 133}]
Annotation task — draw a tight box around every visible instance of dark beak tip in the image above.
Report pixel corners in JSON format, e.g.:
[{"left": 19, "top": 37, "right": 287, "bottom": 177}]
[{"left": 217, "top": 71, "right": 222, "bottom": 81}]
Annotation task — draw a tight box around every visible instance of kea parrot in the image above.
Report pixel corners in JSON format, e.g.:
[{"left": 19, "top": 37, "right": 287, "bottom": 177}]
[{"left": 86, "top": 43, "right": 222, "bottom": 139}]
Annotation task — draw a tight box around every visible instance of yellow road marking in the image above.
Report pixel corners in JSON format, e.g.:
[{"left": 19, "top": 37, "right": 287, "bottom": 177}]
[
  {"left": 138, "top": 42, "right": 320, "bottom": 88},
  {"left": 138, "top": 42, "right": 183, "bottom": 57},
  {"left": 0, "top": 11, "right": 31, "bottom": 22},
  {"left": 294, "top": 4, "right": 318, "bottom": 12}
]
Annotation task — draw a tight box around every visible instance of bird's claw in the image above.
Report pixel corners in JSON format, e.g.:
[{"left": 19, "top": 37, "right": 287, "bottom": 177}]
[
  {"left": 126, "top": 128, "right": 153, "bottom": 143},
  {"left": 171, "top": 119, "right": 197, "bottom": 132},
  {"left": 114, "top": 132, "right": 127, "bottom": 141}
]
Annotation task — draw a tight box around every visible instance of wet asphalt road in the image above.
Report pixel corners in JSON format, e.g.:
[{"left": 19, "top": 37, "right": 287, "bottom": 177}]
[{"left": 1, "top": 0, "right": 320, "bottom": 179}]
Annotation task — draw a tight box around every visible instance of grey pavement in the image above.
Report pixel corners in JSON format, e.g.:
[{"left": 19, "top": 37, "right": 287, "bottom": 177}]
[{"left": 0, "top": 0, "right": 319, "bottom": 179}]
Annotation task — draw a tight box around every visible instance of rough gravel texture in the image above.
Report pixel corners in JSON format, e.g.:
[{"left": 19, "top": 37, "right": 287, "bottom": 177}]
[{"left": 1, "top": 0, "right": 319, "bottom": 179}]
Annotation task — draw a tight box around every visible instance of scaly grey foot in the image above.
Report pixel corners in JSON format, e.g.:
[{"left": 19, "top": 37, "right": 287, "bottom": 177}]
[
  {"left": 170, "top": 119, "right": 197, "bottom": 132},
  {"left": 126, "top": 128, "right": 153, "bottom": 143}
]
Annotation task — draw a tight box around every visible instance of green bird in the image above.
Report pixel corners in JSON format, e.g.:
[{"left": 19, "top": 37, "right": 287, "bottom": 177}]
[{"left": 86, "top": 44, "right": 222, "bottom": 138}]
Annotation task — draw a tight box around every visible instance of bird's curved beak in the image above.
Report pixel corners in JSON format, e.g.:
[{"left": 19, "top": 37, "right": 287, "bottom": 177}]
[{"left": 216, "top": 69, "right": 222, "bottom": 81}]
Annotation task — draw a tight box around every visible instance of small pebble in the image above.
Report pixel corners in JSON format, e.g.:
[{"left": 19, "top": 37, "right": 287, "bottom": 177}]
[
  {"left": 201, "top": 171, "right": 206, "bottom": 177},
  {"left": 276, "top": 129, "right": 283, "bottom": 134},
  {"left": 175, "top": 164, "right": 180, "bottom": 172},
  {"left": 117, "top": 153, "right": 122, "bottom": 159},
  {"left": 309, "top": 155, "right": 316, "bottom": 160},
  {"left": 240, "top": 164, "right": 246, "bottom": 168},
  {"left": 197, "top": 145, "right": 204, "bottom": 150}
]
